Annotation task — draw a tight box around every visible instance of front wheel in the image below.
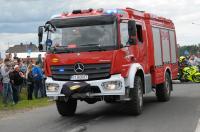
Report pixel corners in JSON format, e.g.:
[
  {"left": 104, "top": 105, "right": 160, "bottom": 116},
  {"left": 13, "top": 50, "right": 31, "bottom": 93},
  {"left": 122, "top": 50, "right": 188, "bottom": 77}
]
[
  {"left": 128, "top": 76, "right": 144, "bottom": 115},
  {"left": 156, "top": 72, "right": 172, "bottom": 102},
  {"left": 193, "top": 73, "right": 200, "bottom": 83},
  {"left": 56, "top": 98, "right": 77, "bottom": 116}
]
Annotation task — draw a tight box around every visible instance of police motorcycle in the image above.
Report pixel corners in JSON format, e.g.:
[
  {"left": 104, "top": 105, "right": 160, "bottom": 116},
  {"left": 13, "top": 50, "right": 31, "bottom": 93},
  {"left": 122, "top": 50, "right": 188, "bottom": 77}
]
[{"left": 178, "top": 56, "right": 200, "bottom": 83}]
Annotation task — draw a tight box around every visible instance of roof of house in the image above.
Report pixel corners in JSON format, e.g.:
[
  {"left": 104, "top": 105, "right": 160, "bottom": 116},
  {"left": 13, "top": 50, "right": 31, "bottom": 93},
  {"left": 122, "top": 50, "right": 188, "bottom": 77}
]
[{"left": 6, "top": 43, "right": 39, "bottom": 53}]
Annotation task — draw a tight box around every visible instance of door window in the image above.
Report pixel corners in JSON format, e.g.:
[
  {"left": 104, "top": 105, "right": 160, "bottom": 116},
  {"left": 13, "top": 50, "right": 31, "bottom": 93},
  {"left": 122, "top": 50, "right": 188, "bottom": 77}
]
[
  {"left": 136, "top": 24, "right": 143, "bottom": 43},
  {"left": 120, "top": 22, "right": 129, "bottom": 47}
]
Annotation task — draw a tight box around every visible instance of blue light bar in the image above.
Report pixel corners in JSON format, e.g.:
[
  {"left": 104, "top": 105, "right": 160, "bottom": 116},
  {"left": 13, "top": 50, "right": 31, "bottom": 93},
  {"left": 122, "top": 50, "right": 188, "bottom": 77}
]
[
  {"left": 105, "top": 9, "right": 118, "bottom": 14},
  {"left": 59, "top": 68, "right": 65, "bottom": 72}
]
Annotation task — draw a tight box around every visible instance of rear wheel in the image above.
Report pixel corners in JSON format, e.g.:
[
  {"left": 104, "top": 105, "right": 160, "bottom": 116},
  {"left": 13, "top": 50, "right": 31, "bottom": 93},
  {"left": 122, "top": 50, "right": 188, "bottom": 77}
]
[
  {"left": 56, "top": 98, "right": 77, "bottom": 116},
  {"left": 156, "top": 72, "right": 172, "bottom": 102},
  {"left": 128, "top": 76, "right": 143, "bottom": 115}
]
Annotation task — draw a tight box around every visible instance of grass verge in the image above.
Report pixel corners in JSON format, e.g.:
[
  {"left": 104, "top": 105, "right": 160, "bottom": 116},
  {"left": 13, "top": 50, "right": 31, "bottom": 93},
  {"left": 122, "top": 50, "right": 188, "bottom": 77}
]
[
  {"left": 0, "top": 97, "right": 53, "bottom": 111},
  {"left": 0, "top": 88, "right": 54, "bottom": 111}
]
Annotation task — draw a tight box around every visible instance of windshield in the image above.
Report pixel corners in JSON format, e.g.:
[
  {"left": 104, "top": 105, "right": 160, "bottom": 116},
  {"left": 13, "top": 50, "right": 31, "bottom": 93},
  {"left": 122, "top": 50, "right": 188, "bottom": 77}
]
[
  {"left": 46, "top": 15, "right": 117, "bottom": 53},
  {"left": 50, "top": 24, "right": 116, "bottom": 49}
]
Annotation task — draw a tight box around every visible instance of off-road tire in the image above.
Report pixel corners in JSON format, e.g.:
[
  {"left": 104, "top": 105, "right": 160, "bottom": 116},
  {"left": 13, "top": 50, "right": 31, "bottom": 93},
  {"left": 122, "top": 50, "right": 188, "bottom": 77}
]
[
  {"left": 129, "top": 76, "right": 143, "bottom": 115},
  {"left": 56, "top": 98, "right": 77, "bottom": 116}
]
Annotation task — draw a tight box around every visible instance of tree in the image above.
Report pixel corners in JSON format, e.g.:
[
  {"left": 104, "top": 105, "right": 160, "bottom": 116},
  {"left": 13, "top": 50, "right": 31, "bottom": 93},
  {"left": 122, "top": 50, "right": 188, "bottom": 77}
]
[{"left": 178, "top": 44, "right": 200, "bottom": 56}]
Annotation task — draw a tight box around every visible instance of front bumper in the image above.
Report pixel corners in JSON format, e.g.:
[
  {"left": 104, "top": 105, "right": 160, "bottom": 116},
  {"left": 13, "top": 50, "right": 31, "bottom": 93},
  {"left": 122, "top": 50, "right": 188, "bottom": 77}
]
[{"left": 45, "top": 74, "right": 125, "bottom": 97}]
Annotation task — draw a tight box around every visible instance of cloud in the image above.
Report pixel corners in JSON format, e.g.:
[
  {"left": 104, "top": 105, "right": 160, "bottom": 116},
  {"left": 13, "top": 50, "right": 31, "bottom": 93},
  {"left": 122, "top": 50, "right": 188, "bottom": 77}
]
[
  {"left": 0, "top": 33, "right": 37, "bottom": 51},
  {"left": 0, "top": 0, "right": 200, "bottom": 47},
  {"left": 0, "top": 22, "right": 44, "bottom": 33},
  {"left": 0, "top": 0, "right": 67, "bottom": 23},
  {"left": 0, "top": 33, "right": 37, "bottom": 58}
]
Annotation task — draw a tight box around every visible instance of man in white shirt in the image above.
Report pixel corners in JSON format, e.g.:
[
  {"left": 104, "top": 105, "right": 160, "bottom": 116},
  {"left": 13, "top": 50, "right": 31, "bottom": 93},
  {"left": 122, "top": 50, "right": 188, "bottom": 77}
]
[{"left": 1, "top": 58, "right": 14, "bottom": 105}]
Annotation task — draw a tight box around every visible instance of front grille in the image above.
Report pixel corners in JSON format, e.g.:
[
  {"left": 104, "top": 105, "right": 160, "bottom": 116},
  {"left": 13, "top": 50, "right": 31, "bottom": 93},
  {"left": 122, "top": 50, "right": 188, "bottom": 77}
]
[{"left": 51, "top": 63, "right": 111, "bottom": 81}]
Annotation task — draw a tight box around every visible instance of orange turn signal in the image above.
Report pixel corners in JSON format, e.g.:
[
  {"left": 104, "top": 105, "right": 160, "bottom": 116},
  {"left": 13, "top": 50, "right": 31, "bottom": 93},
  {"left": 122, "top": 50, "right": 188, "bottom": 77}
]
[{"left": 52, "top": 58, "right": 59, "bottom": 63}]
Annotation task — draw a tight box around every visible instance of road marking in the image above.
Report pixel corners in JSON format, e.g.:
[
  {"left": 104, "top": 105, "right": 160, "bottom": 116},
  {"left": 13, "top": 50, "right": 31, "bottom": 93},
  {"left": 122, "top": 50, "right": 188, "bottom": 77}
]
[
  {"left": 195, "top": 119, "right": 200, "bottom": 132},
  {"left": 93, "top": 116, "right": 104, "bottom": 121},
  {"left": 67, "top": 116, "right": 103, "bottom": 132},
  {"left": 68, "top": 125, "right": 87, "bottom": 132}
]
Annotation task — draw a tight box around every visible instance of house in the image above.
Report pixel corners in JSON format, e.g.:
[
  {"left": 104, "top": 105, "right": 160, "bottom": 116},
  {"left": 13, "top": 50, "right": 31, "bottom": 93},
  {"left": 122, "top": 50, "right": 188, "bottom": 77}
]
[
  {"left": 5, "top": 43, "right": 45, "bottom": 59},
  {"left": 6, "top": 43, "right": 39, "bottom": 53}
]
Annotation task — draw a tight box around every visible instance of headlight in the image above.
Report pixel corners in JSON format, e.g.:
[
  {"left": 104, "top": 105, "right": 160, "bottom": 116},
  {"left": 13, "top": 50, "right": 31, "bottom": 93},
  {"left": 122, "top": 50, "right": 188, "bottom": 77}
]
[
  {"left": 102, "top": 81, "right": 122, "bottom": 90},
  {"left": 46, "top": 83, "right": 59, "bottom": 92}
]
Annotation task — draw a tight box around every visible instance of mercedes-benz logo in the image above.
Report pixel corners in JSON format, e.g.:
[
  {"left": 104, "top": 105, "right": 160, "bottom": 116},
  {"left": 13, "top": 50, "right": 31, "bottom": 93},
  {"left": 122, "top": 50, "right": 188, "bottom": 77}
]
[{"left": 74, "top": 63, "right": 84, "bottom": 74}]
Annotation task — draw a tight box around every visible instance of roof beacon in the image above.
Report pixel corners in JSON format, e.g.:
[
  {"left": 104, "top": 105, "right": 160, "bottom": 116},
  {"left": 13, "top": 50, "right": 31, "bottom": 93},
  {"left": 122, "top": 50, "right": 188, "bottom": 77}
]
[{"left": 105, "top": 9, "right": 118, "bottom": 14}]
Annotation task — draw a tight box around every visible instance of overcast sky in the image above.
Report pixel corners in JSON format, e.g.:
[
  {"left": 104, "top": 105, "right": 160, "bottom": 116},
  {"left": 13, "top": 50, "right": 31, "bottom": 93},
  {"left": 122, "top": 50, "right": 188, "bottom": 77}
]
[{"left": 0, "top": 0, "right": 200, "bottom": 52}]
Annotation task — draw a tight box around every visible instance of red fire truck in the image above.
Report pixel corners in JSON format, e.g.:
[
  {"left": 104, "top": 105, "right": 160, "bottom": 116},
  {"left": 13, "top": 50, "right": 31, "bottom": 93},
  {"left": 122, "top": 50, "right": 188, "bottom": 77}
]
[{"left": 38, "top": 8, "right": 178, "bottom": 116}]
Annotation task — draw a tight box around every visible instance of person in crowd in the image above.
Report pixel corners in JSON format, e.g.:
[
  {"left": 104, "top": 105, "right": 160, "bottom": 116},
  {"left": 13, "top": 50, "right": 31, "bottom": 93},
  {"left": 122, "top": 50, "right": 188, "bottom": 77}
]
[
  {"left": 20, "top": 60, "right": 27, "bottom": 74},
  {"left": 26, "top": 64, "right": 34, "bottom": 100},
  {"left": 8, "top": 53, "right": 13, "bottom": 61},
  {"left": 195, "top": 56, "right": 200, "bottom": 66},
  {"left": 189, "top": 55, "right": 199, "bottom": 66},
  {"left": 26, "top": 56, "right": 32, "bottom": 67},
  {"left": 12, "top": 59, "right": 18, "bottom": 66},
  {"left": 5, "top": 53, "right": 10, "bottom": 59},
  {"left": 17, "top": 58, "right": 21, "bottom": 65},
  {"left": 32, "top": 61, "right": 44, "bottom": 98},
  {"left": 13, "top": 53, "right": 18, "bottom": 60},
  {"left": 16, "top": 58, "right": 27, "bottom": 92},
  {"left": 42, "top": 68, "right": 47, "bottom": 97},
  {"left": 1, "top": 58, "right": 14, "bottom": 105},
  {"left": 10, "top": 65, "right": 24, "bottom": 104},
  {"left": 36, "top": 54, "right": 43, "bottom": 68},
  {"left": 5, "top": 53, "right": 13, "bottom": 62},
  {"left": 0, "top": 59, "right": 3, "bottom": 94},
  {"left": 189, "top": 55, "right": 195, "bottom": 66}
]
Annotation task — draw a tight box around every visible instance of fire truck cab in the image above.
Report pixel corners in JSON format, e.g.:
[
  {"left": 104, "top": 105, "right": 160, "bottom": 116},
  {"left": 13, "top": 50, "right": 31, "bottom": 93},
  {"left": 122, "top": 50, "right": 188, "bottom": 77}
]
[{"left": 38, "top": 8, "right": 178, "bottom": 116}]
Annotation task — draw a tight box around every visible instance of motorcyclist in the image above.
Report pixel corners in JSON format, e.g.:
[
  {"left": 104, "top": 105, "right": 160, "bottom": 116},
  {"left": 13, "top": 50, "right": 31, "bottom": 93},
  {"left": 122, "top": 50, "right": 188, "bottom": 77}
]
[{"left": 178, "top": 56, "right": 190, "bottom": 80}]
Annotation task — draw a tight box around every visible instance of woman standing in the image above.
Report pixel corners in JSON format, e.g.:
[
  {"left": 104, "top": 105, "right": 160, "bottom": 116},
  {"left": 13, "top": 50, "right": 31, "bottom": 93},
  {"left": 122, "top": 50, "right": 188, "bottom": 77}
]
[
  {"left": 27, "top": 64, "right": 34, "bottom": 100},
  {"left": 0, "top": 59, "right": 4, "bottom": 94}
]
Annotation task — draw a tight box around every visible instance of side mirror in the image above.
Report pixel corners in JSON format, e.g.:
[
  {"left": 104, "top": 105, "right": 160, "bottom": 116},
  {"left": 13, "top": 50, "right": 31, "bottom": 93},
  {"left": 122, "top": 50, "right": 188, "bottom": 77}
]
[
  {"left": 38, "top": 26, "right": 43, "bottom": 44},
  {"left": 128, "top": 20, "right": 137, "bottom": 45}
]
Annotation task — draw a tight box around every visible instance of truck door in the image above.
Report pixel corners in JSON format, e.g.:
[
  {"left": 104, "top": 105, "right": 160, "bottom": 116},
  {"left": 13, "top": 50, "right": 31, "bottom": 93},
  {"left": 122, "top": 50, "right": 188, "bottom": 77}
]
[
  {"left": 135, "top": 22, "right": 148, "bottom": 73},
  {"left": 119, "top": 20, "right": 148, "bottom": 74}
]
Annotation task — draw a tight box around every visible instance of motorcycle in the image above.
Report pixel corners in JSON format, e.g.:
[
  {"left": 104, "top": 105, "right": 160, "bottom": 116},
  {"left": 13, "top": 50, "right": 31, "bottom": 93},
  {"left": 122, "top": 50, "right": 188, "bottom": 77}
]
[{"left": 180, "top": 65, "right": 200, "bottom": 83}]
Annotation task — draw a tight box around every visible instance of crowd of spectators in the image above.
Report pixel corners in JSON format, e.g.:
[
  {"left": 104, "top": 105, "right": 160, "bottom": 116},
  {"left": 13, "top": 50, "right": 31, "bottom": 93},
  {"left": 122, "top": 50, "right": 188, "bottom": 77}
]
[{"left": 0, "top": 53, "right": 45, "bottom": 106}]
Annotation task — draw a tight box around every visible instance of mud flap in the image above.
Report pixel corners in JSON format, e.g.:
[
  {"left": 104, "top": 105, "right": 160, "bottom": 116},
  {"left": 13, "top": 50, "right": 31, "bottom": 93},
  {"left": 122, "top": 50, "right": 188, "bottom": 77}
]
[{"left": 61, "top": 82, "right": 91, "bottom": 97}]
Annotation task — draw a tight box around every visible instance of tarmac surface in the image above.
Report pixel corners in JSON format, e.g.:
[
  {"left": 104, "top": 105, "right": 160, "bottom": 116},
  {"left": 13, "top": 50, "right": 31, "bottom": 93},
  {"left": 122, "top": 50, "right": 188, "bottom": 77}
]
[{"left": 0, "top": 83, "right": 200, "bottom": 132}]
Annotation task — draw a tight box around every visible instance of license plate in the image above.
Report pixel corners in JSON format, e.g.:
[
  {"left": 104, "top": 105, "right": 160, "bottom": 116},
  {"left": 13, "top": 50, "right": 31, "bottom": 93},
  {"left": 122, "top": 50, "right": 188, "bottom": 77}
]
[{"left": 70, "top": 75, "right": 88, "bottom": 80}]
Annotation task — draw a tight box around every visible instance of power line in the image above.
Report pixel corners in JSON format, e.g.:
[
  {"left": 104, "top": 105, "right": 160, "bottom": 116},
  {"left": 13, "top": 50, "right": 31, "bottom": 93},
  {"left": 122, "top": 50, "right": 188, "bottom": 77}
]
[{"left": 192, "top": 22, "right": 200, "bottom": 25}]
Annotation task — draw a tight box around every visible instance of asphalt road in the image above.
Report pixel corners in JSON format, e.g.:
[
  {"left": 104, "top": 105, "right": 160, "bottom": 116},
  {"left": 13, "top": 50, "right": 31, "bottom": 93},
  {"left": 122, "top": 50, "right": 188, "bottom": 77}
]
[{"left": 0, "top": 83, "right": 200, "bottom": 132}]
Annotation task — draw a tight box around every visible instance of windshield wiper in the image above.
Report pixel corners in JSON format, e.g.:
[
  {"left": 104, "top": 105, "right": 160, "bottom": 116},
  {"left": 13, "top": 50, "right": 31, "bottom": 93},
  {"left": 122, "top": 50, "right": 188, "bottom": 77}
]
[
  {"left": 80, "top": 43, "right": 106, "bottom": 51},
  {"left": 49, "top": 46, "right": 73, "bottom": 54}
]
